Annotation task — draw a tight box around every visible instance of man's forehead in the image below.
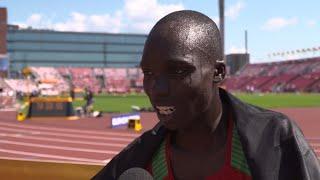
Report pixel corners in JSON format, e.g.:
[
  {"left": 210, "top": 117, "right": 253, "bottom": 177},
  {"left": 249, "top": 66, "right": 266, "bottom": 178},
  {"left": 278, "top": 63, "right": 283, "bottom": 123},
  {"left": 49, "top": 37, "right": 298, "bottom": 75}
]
[
  {"left": 140, "top": 53, "right": 196, "bottom": 67},
  {"left": 168, "top": 55, "right": 195, "bottom": 66}
]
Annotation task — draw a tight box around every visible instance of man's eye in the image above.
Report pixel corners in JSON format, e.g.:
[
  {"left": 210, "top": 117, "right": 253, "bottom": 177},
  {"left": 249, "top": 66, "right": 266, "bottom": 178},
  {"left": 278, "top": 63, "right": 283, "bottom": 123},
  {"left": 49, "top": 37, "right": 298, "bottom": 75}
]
[
  {"left": 175, "top": 69, "right": 185, "bottom": 74},
  {"left": 143, "top": 70, "right": 153, "bottom": 76},
  {"left": 171, "top": 69, "right": 188, "bottom": 76}
]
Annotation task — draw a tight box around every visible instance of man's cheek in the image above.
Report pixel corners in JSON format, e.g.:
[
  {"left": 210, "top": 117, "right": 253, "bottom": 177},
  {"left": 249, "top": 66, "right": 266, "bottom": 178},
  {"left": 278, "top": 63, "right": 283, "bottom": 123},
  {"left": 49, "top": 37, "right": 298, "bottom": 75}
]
[
  {"left": 175, "top": 75, "right": 200, "bottom": 90},
  {"left": 143, "top": 81, "right": 153, "bottom": 94}
]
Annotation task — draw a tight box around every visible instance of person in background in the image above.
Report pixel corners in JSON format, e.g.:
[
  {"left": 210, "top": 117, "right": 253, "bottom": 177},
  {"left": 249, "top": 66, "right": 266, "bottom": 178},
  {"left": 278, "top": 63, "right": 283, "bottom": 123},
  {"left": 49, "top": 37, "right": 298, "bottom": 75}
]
[
  {"left": 69, "top": 84, "right": 75, "bottom": 100},
  {"left": 93, "top": 10, "right": 320, "bottom": 180},
  {"left": 83, "top": 87, "right": 94, "bottom": 116}
]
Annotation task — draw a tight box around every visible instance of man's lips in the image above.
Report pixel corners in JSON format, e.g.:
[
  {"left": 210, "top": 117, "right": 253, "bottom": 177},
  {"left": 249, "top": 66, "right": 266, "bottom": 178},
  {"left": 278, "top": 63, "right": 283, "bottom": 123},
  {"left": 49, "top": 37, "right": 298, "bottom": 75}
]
[
  {"left": 157, "top": 112, "right": 174, "bottom": 124},
  {"left": 155, "top": 105, "right": 176, "bottom": 115}
]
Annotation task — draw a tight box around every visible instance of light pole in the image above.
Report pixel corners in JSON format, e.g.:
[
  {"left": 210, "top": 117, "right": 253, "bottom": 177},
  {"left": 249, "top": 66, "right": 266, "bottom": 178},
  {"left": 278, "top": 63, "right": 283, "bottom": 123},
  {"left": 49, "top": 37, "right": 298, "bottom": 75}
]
[{"left": 218, "top": 0, "right": 225, "bottom": 63}]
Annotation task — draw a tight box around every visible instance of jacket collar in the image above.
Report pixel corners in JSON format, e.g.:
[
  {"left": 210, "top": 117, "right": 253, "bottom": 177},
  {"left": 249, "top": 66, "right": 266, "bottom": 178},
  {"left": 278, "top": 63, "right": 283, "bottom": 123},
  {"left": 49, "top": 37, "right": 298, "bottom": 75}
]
[
  {"left": 149, "top": 88, "right": 279, "bottom": 179},
  {"left": 219, "top": 88, "right": 281, "bottom": 179}
]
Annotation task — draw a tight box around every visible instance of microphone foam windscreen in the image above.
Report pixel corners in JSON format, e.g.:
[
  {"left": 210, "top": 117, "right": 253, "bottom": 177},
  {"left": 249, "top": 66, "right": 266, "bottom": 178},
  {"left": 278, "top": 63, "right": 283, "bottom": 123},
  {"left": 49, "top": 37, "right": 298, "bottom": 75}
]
[{"left": 118, "top": 167, "right": 153, "bottom": 180}]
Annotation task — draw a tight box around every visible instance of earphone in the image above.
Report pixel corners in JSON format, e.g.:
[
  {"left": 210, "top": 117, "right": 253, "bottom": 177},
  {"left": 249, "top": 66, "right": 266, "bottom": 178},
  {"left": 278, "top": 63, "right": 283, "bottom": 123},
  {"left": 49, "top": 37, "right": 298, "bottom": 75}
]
[
  {"left": 213, "top": 73, "right": 223, "bottom": 83},
  {"left": 213, "top": 66, "right": 225, "bottom": 83}
]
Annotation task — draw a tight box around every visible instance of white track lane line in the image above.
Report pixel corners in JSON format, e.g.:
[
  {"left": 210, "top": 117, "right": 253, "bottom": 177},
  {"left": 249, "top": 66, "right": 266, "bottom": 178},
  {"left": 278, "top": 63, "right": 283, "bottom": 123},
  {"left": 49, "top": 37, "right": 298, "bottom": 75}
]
[
  {"left": 310, "top": 143, "right": 320, "bottom": 147},
  {"left": 0, "top": 156, "right": 109, "bottom": 166},
  {"left": 0, "top": 121, "right": 139, "bottom": 137},
  {"left": 0, "top": 133, "right": 127, "bottom": 147},
  {"left": 0, "top": 126, "right": 134, "bottom": 142},
  {"left": 0, "top": 140, "right": 119, "bottom": 154},
  {"left": 0, "top": 149, "right": 108, "bottom": 164},
  {"left": 103, "top": 159, "right": 111, "bottom": 163},
  {"left": 306, "top": 138, "right": 320, "bottom": 140}
]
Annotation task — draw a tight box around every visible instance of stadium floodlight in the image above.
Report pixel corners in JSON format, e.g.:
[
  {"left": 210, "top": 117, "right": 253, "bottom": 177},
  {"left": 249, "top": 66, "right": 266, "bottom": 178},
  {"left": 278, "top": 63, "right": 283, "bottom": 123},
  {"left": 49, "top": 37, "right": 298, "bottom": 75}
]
[{"left": 218, "top": 0, "right": 225, "bottom": 62}]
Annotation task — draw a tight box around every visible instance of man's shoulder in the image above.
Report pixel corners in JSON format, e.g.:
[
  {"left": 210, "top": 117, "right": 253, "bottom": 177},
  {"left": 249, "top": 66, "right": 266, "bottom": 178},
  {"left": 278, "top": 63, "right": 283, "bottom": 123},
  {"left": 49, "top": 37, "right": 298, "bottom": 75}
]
[
  {"left": 122, "top": 129, "right": 161, "bottom": 152},
  {"left": 221, "top": 89, "right": 298, "bottom": 142},
  {"left": 222, "top": 90, "right": 291, "bottom": 121},
  {"left": 112, "top": 128, "right": 165, "bottom": 163},
  {"left": 240, "top": 100, "right": 297, "bottom": 139},
  {"left": 92, "top": 127, "right": 166, "bottom": 180}
]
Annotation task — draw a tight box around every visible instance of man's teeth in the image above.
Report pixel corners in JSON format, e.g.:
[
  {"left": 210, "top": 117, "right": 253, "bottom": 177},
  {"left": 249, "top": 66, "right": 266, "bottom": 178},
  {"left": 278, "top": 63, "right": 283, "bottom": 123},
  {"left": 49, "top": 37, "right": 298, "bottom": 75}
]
[{"left": 156, "top": 106, "right": 175, "bottom": 115}]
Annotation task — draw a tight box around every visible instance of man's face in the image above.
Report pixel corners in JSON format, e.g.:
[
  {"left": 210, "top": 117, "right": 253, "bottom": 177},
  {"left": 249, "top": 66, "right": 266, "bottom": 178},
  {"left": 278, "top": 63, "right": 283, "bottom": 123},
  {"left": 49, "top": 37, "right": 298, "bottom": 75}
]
[{"left": 140, "top": 37, "right": 215, "bottom": 130}]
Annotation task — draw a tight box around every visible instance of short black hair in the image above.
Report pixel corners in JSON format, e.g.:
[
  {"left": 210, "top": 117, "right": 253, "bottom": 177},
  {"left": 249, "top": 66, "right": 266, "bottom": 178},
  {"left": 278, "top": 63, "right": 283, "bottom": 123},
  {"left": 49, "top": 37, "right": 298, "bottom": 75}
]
[{"left": 145, "top": 10, "right": 222, "bottom": 65}]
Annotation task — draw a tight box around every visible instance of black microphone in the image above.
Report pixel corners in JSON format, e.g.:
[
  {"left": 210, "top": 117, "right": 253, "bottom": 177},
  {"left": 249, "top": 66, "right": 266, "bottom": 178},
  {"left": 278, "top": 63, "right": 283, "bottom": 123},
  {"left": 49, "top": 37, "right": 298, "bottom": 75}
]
[{"left": 118, "top": 168, "right": 154, "bottom": 180}]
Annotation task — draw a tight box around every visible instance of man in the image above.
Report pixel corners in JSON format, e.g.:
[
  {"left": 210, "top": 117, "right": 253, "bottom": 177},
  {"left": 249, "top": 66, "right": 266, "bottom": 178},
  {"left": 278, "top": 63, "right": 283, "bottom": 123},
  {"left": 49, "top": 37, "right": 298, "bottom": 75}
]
[
  {"left": 93, "top": 10, "right": 320, "bottom": 179},
  {"left": 83, "top": 87, "right": 94, "bottom": 116}
]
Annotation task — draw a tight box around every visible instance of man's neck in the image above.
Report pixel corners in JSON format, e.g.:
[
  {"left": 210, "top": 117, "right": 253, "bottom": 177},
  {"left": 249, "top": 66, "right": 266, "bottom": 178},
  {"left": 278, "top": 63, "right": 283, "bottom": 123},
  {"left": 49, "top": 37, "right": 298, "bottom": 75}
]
[{"left": 172, "top": 97, "right": 228, "bottom": 154}]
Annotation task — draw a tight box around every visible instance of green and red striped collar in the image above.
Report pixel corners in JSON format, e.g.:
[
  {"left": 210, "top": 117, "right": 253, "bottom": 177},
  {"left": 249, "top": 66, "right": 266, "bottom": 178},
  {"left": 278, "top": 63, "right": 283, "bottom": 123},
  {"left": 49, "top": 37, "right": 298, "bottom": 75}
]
[{"left": 150, "top": 119, "right": 252, "bottom": 179}]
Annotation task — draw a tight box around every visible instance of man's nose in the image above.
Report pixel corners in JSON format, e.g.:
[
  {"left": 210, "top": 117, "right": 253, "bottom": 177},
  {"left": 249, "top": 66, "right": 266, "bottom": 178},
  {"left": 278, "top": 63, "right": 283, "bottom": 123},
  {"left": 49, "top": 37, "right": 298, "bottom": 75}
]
[{"left": 153, "top": 75, "right": 169, "bottom": 97}]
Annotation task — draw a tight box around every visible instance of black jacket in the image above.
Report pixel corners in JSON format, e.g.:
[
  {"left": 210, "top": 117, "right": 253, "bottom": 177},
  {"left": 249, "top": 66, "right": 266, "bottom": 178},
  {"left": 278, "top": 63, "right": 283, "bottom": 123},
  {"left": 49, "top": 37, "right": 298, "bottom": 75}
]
[{"left": 93, "top": 89, "right": 320, "bottom": 180}]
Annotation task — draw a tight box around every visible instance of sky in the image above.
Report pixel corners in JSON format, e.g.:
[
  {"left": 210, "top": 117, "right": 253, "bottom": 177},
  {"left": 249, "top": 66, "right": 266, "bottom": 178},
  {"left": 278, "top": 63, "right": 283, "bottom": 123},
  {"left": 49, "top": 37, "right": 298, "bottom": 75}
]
[{"left": 1, "top": 0, "right": 320, "bottom": 63}]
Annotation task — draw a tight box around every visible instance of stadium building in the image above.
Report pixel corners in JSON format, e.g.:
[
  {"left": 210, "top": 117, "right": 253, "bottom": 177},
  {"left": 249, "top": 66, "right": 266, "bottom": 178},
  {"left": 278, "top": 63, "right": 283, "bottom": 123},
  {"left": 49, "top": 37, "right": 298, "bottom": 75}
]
[
  {"left": 1, "top": 7, "right": 320, "bottom": 96},
  {"left": 0, "top": 8, "right": 9, "bottom": 77},
  {"left": 1, "top": 8, "right": 147, "bottom": 76},
  {"left": 0, "top": 7, "right": 150, "bottom": 98},
  {"left": 7, "top": 29, "right": 147, "bottom": 71},
  {"left": 7, "top": 26, "right": 147, "bottom": 73},
  {"left": 5, "top": 28, "right": 148, "bottom": 93}
]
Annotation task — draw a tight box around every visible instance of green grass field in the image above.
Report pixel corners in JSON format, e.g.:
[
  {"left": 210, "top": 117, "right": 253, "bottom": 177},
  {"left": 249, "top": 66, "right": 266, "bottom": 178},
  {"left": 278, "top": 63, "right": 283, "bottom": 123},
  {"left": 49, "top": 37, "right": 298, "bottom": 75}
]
[
  {"left": 73, "top": 93, "right": 320, "bottom": 113},
  {"left": 235, "top": 93, "right": 320, "bottom": 108},
  {"left": 73, "top": 94, "right": 151, "bottom": 113}
]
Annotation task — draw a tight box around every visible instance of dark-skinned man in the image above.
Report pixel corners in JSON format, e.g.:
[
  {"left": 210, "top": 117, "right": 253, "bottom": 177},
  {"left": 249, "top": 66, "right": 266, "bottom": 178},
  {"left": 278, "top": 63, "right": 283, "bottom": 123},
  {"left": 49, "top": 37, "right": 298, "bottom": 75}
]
[{"left": 93, "top": 10, "right": 320, "bottom": 180}]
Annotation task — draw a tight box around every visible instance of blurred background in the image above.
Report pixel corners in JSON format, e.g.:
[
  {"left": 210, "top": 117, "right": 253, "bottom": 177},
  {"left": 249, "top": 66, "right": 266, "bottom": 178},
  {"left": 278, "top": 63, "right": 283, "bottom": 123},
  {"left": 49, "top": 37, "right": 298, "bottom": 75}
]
[{"left": 0, "top": 0, "right": 319, "bottom": 179}]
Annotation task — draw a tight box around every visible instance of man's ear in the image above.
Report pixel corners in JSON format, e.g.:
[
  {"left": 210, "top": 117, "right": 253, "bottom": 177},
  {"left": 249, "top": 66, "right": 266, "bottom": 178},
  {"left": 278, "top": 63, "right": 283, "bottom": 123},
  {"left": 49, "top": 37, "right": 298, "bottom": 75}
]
[{"left": 213, "top": 62, "right": 226, "bottom": 83}]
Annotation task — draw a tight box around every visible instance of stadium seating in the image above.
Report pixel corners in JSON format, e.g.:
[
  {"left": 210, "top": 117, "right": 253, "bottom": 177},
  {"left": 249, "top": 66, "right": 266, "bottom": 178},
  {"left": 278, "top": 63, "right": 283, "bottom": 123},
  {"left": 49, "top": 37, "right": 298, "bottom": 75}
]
[
  {"left": 237, "top": 64, "right": 267, "bottom": 77},
  {"left": 30, "top": 67, "right": 70, "bottom": 93},
  {"left": 222, "top": 76, "right": 254, "bottom": 91},
  {"left": 260, "top": 74, "right": 298, "bottom": 92},
  {"left": 0, "top": 79, "right": 16, "bottom": 109},
  {"left": 310, "top": 62, "right": 320, "bottom": 73},
  {"left": 45, "top": 67, "right": 144, "bottom": 94},
  {"left": 4, "top": 79, "right": 38, "bottom": 93},
  {"left": 69, "top": 67, "right": 101, "bottom": 93},
  {"left": 284, "top": 62, "right": 309, "bottom": 75},
  {"left": 57, "top": 67, "right": 71, "bottom": 76},
  {"left": 240, "top": 76, "right": 274, "bottom": 92},
  {"left": 290, "top": 72, "right": 320, "bottom": 91},
  {"left": 307, "top": 77, "right": 320, "bottom": 92},
  {"left": 93, "top": 68, "right": 104, "bottom": 76},
  {"left": 7, "top": 56, "right": 319, "bottom": 94},
  {"left": 127, "top": 68, "right": 140, "bottom": 78},
  {"left": 264, "top": 63, "right": 288, "bottom": 76},
  {"left": 104, "top": 68, "right": 130, "bottom": 93},
  {"left": 225, "top": 56, "right": 320, "bottom": 92}
]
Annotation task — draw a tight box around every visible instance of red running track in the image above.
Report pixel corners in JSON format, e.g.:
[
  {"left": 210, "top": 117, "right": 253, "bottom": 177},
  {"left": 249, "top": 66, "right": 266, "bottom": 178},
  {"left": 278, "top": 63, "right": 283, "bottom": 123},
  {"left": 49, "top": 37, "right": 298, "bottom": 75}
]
[
  {"left": 0, "top": 111, "right": 143, "bottom": 165},
  {"left": 0, "top": 109, "right": 319, "bottom": 166}
]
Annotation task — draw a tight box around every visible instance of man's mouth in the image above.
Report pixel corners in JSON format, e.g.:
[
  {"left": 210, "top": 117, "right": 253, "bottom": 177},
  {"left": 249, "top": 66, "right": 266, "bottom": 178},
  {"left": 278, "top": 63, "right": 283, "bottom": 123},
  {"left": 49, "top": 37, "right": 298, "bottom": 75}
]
[{"left": 155, "top": 106, "right": 176, "bottom": 115}]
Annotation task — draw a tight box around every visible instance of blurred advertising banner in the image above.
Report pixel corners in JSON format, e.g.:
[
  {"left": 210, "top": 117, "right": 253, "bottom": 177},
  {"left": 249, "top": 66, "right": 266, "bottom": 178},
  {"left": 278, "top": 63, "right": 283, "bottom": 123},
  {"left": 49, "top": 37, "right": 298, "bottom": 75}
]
[{"left": 0, "top": 54, "right": 9, "bottom": 77}]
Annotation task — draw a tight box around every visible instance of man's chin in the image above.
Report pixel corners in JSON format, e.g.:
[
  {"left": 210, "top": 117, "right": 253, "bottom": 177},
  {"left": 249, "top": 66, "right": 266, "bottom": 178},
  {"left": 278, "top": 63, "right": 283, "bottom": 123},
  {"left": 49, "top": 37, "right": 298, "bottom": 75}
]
[
  {"left": 157, "top": 115, "right": 177, "bottom": 130},
  {"left": 162, "top": 121, "right": 178, "bottom": 130}
]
